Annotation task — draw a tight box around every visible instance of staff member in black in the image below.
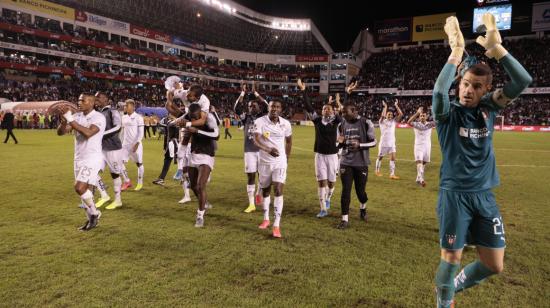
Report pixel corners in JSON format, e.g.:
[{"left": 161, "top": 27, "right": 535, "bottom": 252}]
[
  {"left": 336, "top": 103, "right": 376, "bottom": 229},
  {"left": 2, "top": 109, "right": 18, "bottom": 144}
]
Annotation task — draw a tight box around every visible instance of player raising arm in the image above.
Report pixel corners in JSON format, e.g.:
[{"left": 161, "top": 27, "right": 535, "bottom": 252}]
[{"left": 432, "top": 14, "right": 532, "bottom": 308}]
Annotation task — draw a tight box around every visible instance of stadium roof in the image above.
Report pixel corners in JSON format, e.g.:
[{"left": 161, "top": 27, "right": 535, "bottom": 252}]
[{"left": 50, "top": 0, "right": 333, "bottom": 55}]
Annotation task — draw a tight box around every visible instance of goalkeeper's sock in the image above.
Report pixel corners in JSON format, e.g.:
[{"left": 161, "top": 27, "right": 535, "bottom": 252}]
[
  {"left": 454, "top": 260, "right": 495, "bottom": 293},
  {"left": 435, "top": 259, "right": 460, "bottom": 308}
]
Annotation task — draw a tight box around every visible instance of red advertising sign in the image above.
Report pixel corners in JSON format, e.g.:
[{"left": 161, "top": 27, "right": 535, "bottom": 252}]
[{"left": 130, "top": 25, "right": 171, "bottom": 43}]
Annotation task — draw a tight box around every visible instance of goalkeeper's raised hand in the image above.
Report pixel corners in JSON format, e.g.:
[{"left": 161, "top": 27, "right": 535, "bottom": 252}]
[
  {"left": 476, "top": 13, "right": 508, "bottom": 60},
  {"left": 444, "top": 16, "right": 464, "bottom": 64}
]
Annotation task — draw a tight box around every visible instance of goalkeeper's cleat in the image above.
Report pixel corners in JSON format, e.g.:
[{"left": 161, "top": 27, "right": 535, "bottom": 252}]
[
  {"left": 134, "top": 183, "right": 143, "bottom": 191},
  {"left": 244, "top": 204, "right": 256, "bottom": 213},
  {"left": 258, "top": 220, "right": 270, "bottom": 229},
  {"left": 389, "top": 175, "right": 400, "bottom": 180},
  {"left": 95, "top": 196, "right": 111, "bottom": 208},
  {"left": 105, "top": 201, "right": 122, "bottom": 210},
  {"left": 121, "top": 180, "right": 132, "bottom": 191}
]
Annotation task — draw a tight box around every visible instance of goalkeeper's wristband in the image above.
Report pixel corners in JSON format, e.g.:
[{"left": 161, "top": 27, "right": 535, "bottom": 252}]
[
  {"left": 448, "top": 48, "right": 464, "bottom": 62},
  {"left": 63, "top": 111, "right": 74, "bottom": 123},
  {"left": 486, "top": 44, "right": 508, "bottom": 61}
]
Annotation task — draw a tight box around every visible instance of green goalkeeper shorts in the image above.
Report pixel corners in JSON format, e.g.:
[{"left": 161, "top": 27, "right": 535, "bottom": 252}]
[{"left": 437, "top": 189, "right": 506, "bottom": 250}]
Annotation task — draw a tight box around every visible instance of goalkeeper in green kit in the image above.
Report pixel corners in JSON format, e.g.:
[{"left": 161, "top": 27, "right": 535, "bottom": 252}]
[{"left": 432, "top": 14, "right": 532, "bottom": 307}]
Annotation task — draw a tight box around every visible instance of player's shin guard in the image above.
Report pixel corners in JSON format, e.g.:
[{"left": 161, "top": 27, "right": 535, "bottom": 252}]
[
  {"left": 121, "top": 166, "right": 130, "bottom": 183},
  {"left": 326, "top": 186, "right": 335, "bottom": 201},
  {"left": 416, "top": 163, "right": 423, "bottom": 181},
  {"left": 247, "top": 184, "right": 256, "bottom": 205},
  {"left": 137, "top": 165, "right": 144, "bottom": 185},
  {"left": 435, "top": 260, "right": 460, "bottom": 308},
  {"left": 454, "top": 260, "right": 495, "bottom": 293},
  {"left": 113, "top": 177, "right": 122, "bottom": 203},
  {"left": 263, "top": 195, "right": 271, "bottom": 220},
  {"left": 375, "top": 158, "right": 381, "bottom": 173},
  {"left": 389, "top": 160, "right": 396, "bottom": 176},
  {"left": 317, "top": 186, "right": 326, "bottom": 211},
  {"left": 273, "top": 196, "right": 283, "bottom": 227},
  {"left": 97, "top": 177, "right": 109, "bottom": 199},
  {"left": 80, "top": 189, "right": 97, "bottom": 216}
]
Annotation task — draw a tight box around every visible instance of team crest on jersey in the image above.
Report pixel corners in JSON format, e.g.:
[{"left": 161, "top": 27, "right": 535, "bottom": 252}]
[
  {"left": 445, "top": 234, "right": 457, "bottom": 246},
  {"left": 263, "top": 131, "right": 270, "bottom": 138}
]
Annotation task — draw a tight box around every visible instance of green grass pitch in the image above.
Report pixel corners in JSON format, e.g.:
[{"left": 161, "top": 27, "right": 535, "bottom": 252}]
[{"left": 0, "top": 127, "right": 548, "bottom": 307}]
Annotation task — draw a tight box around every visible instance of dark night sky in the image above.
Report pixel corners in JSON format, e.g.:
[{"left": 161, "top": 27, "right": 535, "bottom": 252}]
[{"left": 234, "top": 0, "right": 540, "bottom": 52}]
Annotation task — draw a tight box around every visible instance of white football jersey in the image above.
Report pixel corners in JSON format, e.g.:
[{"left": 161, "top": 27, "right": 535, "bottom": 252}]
[
  {"left": 121, "top": 112, "right": 144, "bottom": 146},
  {"left": 74, "top": 110, "right": 105, "bottom": 161},
  {"left": 379, "top": 118, "right": 396, "bottom": 147},
  {"left": 412, "top": 121, "right": 435, "bottom": 147},
  {"left": 173, "top": 88, "right": 210, "bottom": 112},
  {"left": 254, "top": 115, "right": 292, "bottom": 168}
]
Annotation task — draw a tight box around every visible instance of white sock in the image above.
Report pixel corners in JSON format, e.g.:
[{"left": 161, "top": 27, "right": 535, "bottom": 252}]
[
  {"left": 182, "top": 178, "right": 190, "bottom": 199},
  {"left": 342, "top": 214, "right": 349, "bottom": 222},
  {"left": 121, "top": 167, "right": 130, "bottom": 183},
  {"left": 97, "top": 177, "right": 109, "bottom": 199},
  {"left": 197, "top": 209, "right": 205, "bottom": 219},
  {"left": 80, "top": 189, "right": 98, "bottom": 216},
  {"left": 318, "top": 186, "right": 326, "bottom": 211},
  {"left": 416, "top": 163, "right": 422, "bottom": 181},
  {"left": 273, "top": 196, "right": 283, "bottom": 227},
  {"left": 360, "top": 203, "right": 367, "bottom": 210},
  {"left": 375, "top": 158, "right": 381, "bottom": 172},
  {"left": 137, "top": 165, "right": 144, "bottom": 185},
  {"left": 262, "top": 195, "right": 271, "bottom": 220},
  {"left": 113, "top": 177, "right": 122, "bottom": 203},
  {"left": 326, "top": 186, "right": 335, "bottom": 201},
  {"left": 420, "top": 164, "right": 425, "bottom": 180},
  {"left": 247, "top": 184, "right": 256, "bottom": 205},
  {"left": 390, "top": 160, "right": 396, "bottom": 176}
]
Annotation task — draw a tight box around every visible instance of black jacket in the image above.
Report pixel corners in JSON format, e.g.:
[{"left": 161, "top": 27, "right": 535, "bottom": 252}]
[{"left": 1, "top": 112, "right": 15, "bottom": 129}]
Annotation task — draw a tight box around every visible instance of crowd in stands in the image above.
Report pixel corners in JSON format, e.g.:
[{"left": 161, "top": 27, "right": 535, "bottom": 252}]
[{"left": 0, "top": 14, "right": 320, "bottom": 83}]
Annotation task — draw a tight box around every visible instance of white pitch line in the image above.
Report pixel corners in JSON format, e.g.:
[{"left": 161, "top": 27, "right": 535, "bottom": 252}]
[{"left": 291, "top": 146, "right": 550, "bottom": 168}]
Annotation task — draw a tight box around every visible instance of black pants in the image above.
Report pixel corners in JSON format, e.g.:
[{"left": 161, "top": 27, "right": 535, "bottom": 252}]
[
  {"left": 152, "top": 125, "right": 157, "bottom": 136},
  {"left": 4, "top": 128, "right": 18, "bottom": 143},
  {"left": 224, "top": 128, "right": 232, "bottom": 139},
  {"left": 158, "top": 151, "right": 173, "bottom": 180},
  {"left": 340, "top": 165, "right": 368, "bottom": 215},
  {"left": 145, "top": 126, "right": 151, "bottom": 138}
]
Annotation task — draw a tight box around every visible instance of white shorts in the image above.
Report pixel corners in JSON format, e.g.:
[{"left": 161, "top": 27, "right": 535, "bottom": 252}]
[
  {"left": 378, "top": 145, "right": 396, "bottom": 157},
  {"left": 244, "top": 152, "right": 260, "bottom": 173},
  {"left": 414, "top": 145, "right": 431, "bottom": 163},
  {"left": 122, "top": 143, "right": 143, "bottom": 164},
  {"left": 315, "top": 153, "right": 339, "bottom": 182},
  {"left": 74, "top": 159, "right": 102, "bottom": 186},
  {"left": 189, "top": 153, "right": 215, "bottom": 170},
  {"left": 258, "top": 163, "right": 287, "bottom": 188},
  {"left": 177, "top": 145, "right": 191, "bottom": 169},
  {"left": 103, "top": 149, "right": 124, "bottom": 174}
]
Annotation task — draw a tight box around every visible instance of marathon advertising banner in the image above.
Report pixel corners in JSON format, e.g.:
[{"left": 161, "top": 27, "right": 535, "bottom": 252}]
[
  {"left": 171, "top": 36, "right": 206, "bottom": 51},
  {"left": 374, "top": 18, "right": 412, "bottom": 44},
  {"left": 130, "top": 25, "right": 171, "bottom": 43},
  {"left": 295, "top": 55, "right": 329, "bottom": 62},
  {"left": 75, "top": 10, "right": 130, "bottom": 34},
  {"left": 0, "top": 0, "right": 74, "bottom": 20},
  {"left": 412, "top": 13, "right": 455, "bottom": 42},
  {"left": 532, "top": 2, "right": 550, "bottom": 32}
]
